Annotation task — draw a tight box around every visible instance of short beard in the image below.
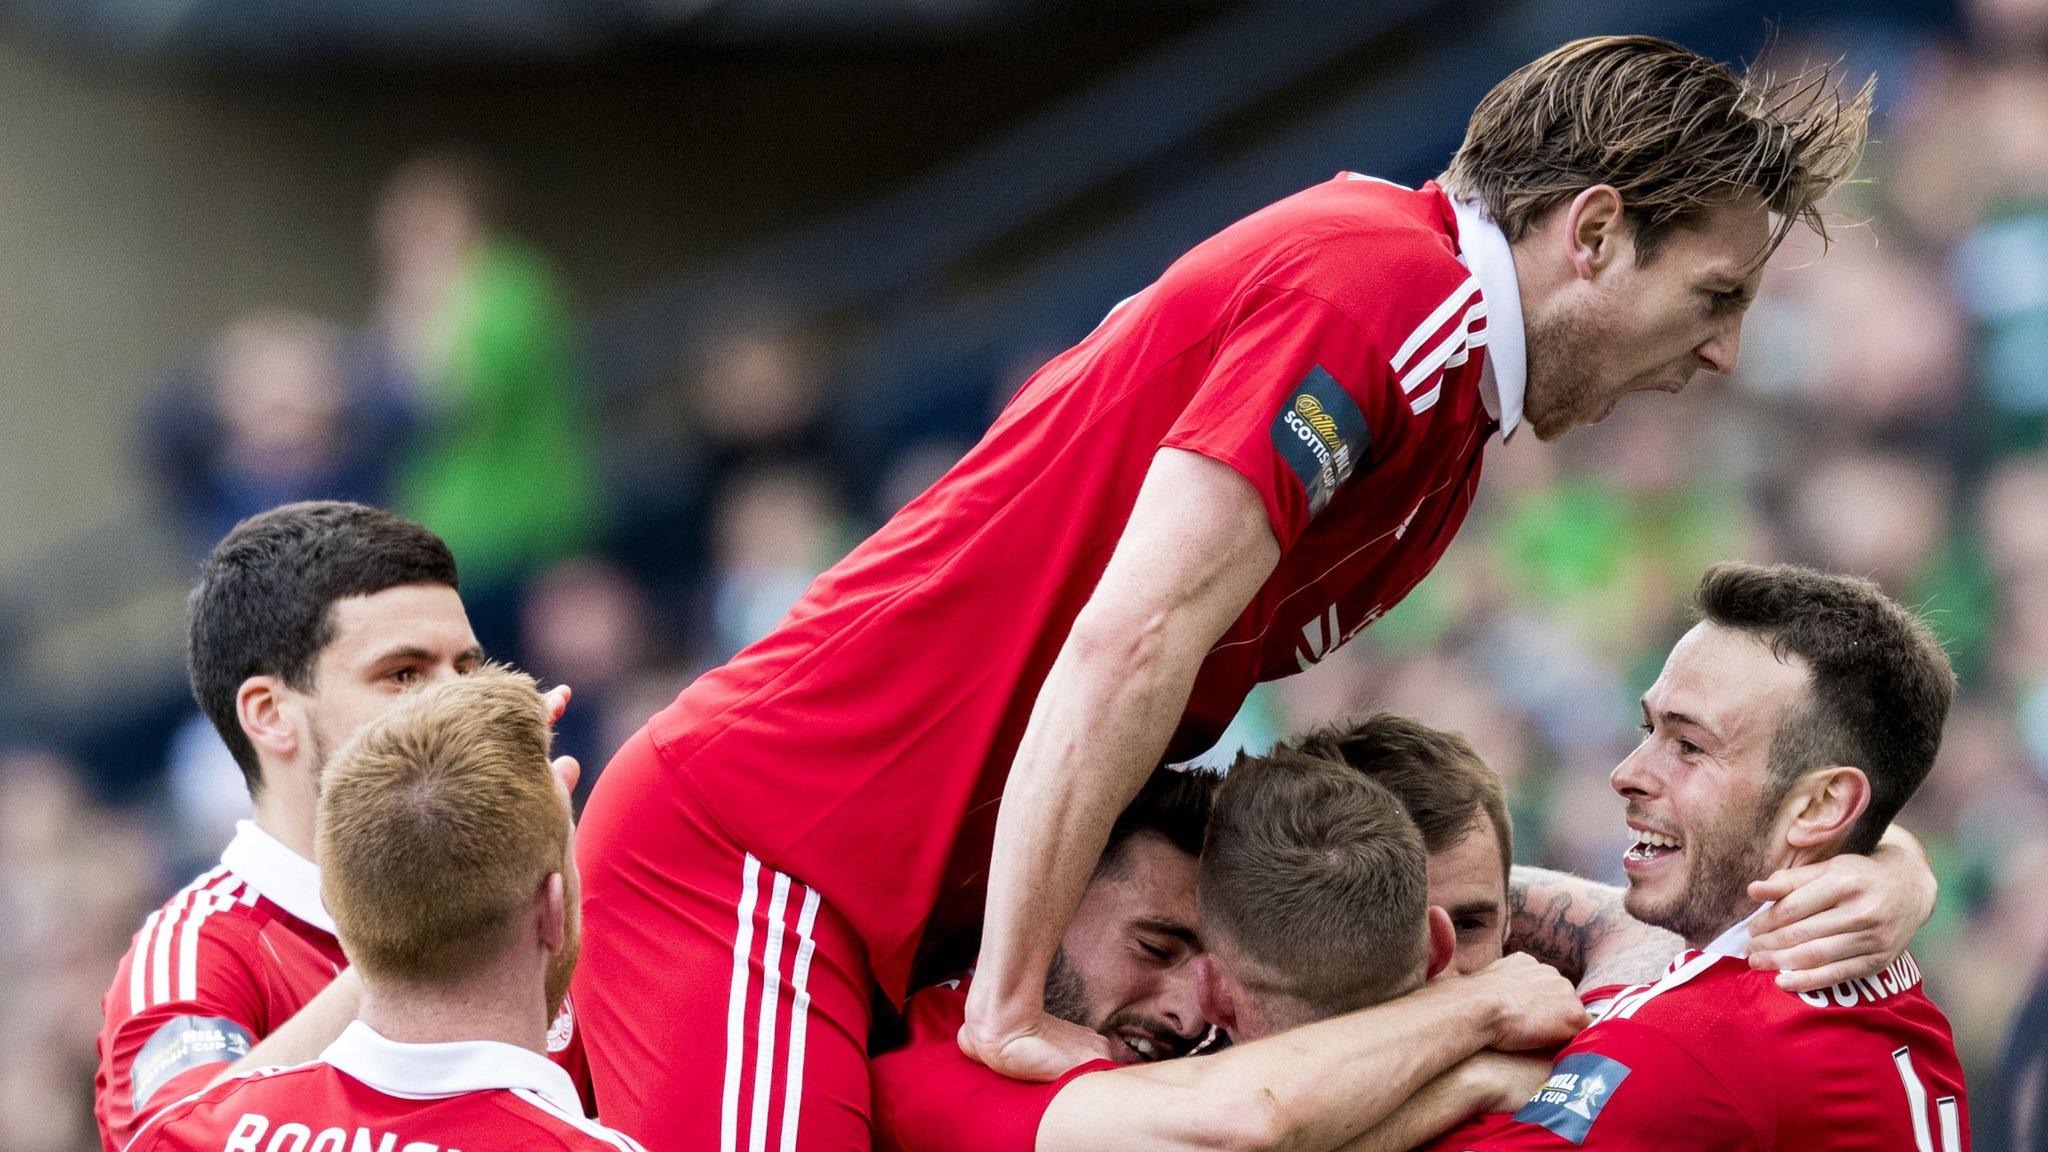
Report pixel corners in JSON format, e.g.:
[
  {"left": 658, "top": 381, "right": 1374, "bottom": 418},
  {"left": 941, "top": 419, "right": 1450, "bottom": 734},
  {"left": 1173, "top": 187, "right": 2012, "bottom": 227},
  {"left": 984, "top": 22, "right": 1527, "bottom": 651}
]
[
  {"left": 1521, "top": 290, "right": 1606, "bottom": 441},
  {"left": 546, "top": 923, "right": 581, "bottom": 1016},
  {"left": 1043, "top": 947, "right": 1091, "bottom": 1028},
  {"left": 1631, "top": 796, "right": 1778, "bottom": 947}
]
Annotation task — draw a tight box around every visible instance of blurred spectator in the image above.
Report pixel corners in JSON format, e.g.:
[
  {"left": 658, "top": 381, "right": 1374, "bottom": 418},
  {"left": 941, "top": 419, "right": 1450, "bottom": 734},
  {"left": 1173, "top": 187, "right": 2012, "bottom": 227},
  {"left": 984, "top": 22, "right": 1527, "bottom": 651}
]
[
  {"left": 140, "top": 310, "right": 398, "bottom": 560},
  {"left": 369, "top": 152, "right": 602, "bottom": 659},
  {"left": 1992, "top": 963, "right": 2048, "bottom": 1151},
  {"left": 708, "top": 463, "right": 856, "bottom": 659},
  {"left": 606, "top": 312, "right": 851, "bottom": 625},
  {"left": 517, "top": 556, "right": 658, "bottom": 807},
  {"left": 0, "top": 750, "right": 161, "bottom": 1152}
]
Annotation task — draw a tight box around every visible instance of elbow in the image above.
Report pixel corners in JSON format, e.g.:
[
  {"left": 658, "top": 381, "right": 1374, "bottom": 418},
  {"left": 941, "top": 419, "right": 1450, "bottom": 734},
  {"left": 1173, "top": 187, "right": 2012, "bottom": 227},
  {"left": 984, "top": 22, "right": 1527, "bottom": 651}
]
[
  {"left": 1178, "top": 1086, "right": 1297, "bottom": 1152},
  {"left": 1065, "top": 600, "right": 1171, "bottom": 688}
]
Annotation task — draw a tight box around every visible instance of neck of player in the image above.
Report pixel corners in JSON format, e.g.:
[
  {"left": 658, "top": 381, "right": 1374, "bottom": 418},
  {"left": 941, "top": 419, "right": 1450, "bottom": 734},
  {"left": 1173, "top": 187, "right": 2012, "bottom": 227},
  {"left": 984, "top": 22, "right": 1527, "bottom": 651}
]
[{"left": 356, "top": 955, "right": 554, "bottom": 1055}]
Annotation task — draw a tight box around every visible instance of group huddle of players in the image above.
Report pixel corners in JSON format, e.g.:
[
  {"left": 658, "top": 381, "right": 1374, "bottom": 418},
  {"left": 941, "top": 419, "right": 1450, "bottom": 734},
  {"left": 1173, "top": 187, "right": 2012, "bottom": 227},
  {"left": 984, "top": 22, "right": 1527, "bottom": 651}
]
[{"left": 93, "top": 32, "right": 1972, "bottom": 1152}]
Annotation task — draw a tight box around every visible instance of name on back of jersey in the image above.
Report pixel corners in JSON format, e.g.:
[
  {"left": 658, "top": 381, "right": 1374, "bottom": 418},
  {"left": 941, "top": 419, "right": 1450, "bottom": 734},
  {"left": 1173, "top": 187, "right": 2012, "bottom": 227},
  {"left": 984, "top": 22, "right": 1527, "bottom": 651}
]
[
  {"left": 223, "top": 1111, "right": 460, "bottom": 1152},
  {"left": 1796, "top": 952, "right": 1924, "bottom": 1009}
]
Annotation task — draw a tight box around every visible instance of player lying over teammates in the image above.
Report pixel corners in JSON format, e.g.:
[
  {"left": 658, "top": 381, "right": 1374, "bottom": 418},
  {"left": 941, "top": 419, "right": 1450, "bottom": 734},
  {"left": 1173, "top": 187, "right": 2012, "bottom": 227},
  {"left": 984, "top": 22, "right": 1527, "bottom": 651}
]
[
  {"left": 94, "top": 502, "right": 586, "bottom": 1152},
  {"left": 873, "top": 739, "right": 1584, "bottom": 1152},
  {"left": 569, "top": 34, "right": 1884, "bottom": 1149},
  {"left": 875, "top": 562, "right": 1968, "bottom": 1152},
  {"left": 93, "top": 499, "right": 1944, "bottom": 1148},
  {"left": 127, "top": 668, "right": 643, "bottom": 1152}
]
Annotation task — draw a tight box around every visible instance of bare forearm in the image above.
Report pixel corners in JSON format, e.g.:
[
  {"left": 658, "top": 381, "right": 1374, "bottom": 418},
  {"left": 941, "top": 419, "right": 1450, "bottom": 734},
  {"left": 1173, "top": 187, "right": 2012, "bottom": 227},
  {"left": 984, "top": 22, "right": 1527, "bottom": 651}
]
[
  {"left": 975, "top": 620, "right": 1200, "bottom": 1013},
  {"left": 973, "top": 450, "right": 1281, "bottom": 1025},
  {"left": 1328, "top": 1061, "right": 1496, "bottom": 1152},
  {"left": 1508, "top": 866, "right": 1677, "bottom": 990},
  {"left": 209, "top": 969, "right": 361, "bottom": 1085},
  {"left": 1042, "top": 979, "right": 1504, "bottom": 1152}
]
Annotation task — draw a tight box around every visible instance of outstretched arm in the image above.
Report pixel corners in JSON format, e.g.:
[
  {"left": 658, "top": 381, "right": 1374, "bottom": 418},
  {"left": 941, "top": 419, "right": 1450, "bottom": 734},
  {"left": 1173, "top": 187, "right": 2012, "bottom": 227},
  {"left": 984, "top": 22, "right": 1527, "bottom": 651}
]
[
  {"left": 1037, "top": 956, "right": 1584, "bottom": 1152},
  {"left": 962, "top": 449, "right": 1282, "bottom": 1081}
]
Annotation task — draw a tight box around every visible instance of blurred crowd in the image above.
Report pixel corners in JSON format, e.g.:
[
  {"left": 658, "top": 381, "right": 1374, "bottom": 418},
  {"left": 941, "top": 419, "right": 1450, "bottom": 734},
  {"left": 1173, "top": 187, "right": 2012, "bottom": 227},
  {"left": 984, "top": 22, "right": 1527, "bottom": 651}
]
[{"left": 4, "top": 9, "right": 2047, "bottom": 1151}]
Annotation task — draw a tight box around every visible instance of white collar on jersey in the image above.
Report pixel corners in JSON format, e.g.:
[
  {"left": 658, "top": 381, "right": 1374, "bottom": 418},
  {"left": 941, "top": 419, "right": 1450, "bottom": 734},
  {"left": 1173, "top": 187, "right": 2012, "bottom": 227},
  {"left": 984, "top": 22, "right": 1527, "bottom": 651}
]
[
  {"left": 1449, "top": 196, "right": 1527, "bottom": 440},
  {"left": 1701, "top": 900, "right": 1773, "bottom": 959},
  {"left": 219, "top": 819, "right": 338, "bottom": 935},
  {"left": 323, "top": 1021, "right": 585, "bottom": 1117}
]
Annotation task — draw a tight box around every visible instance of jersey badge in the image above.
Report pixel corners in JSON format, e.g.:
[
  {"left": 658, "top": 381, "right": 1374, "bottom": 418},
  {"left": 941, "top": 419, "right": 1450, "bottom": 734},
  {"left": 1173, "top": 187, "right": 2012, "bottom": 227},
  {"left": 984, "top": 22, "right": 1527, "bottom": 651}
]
[
  {"left": 1271, "top": 366, "right": 1369, "bottom": 516},
  {"left": 548, "top": 995, "right": 576, "bottom": 1053},
  {"left": 1512, "top": 1052, "right": 1632, "bottom": 1145},
  {"left": 132, "top": 1015, "right": 255, "bottom": 1109}
]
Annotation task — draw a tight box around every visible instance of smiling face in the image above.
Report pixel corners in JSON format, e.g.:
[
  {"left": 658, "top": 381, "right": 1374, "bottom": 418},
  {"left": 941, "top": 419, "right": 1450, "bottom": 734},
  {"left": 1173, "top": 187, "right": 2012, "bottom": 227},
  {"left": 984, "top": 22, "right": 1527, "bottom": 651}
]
[
  {"left": 1523, "top": 197, "right": 1769, "bottom": 440},
  {"left": 1429, "top": 810, "right": 1510, "bottom": 975},
  {"left": 1045, "top": 832, "right": 1207, "bottom": 1064},
  {"left": 295, "top": 583, "right": 483, "bottom": 781},
  {"left": 1612, "top": 621, "right": 1811, "bottom": 945}
]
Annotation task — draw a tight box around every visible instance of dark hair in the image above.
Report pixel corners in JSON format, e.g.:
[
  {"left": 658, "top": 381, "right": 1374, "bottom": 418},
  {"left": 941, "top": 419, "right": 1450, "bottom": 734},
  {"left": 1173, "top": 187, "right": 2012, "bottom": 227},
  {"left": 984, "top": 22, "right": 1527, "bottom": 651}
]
[
  {"left": 1285, "top": 713, "right": 1512, "bottom": 888},
  {"left": 1098, "top": 766, "right": 1220, "bottom": 878},
  {"left": 1441, "top": 35, "right": 1871, "bottom": 266},
  {"left": 188, "top": 501, "right": 459, "bottom": 794},
  {"left": 1199, "top": 748, "right": 1429, "bottom": 1017},
  {"left": 1694, "top": 562, "right": 1955, "bottom": 855}
]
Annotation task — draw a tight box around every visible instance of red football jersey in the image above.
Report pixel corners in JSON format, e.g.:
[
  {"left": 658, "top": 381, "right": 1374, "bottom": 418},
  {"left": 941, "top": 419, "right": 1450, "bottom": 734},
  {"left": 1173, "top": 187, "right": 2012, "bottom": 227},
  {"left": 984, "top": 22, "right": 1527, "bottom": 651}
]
[
  {"left": 871, "top": 978, "right": 1118, "bottom": 1152},
  {"left": 97, "top": 822, "right": 347, "bottom": 1152},
  {"left": 125, "top": 1021, "right": 644, "bottom": 1152},
  {"left": 1427, "top": 911, "right": 1970, "bottom": 1151},
  {"left": 643, "top": 175, "right": 1524, "bottom": 998},
  {"left": 97, "top": 822, "right": 594, "bottom": 1152}
]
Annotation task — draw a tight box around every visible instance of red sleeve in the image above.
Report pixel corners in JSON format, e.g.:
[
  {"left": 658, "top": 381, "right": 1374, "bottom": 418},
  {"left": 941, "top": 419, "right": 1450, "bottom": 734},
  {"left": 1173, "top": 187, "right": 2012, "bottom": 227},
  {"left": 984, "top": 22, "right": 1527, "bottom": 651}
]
[
  {"left": 871, "top": 984, "right": 1113, "bottom": 1152},
  {"left": 96, "top": 917, "right": 267, "bottom": 1152},
  {"left": 872, "top": 1042, "right": 1111, "bottom": 1152},
  {"left": 1161, "top": 284, "right": 1400, "bottom": 552},
  {"left": 1434, "top": 1025, "right": 1766, "bottom": 1151}
]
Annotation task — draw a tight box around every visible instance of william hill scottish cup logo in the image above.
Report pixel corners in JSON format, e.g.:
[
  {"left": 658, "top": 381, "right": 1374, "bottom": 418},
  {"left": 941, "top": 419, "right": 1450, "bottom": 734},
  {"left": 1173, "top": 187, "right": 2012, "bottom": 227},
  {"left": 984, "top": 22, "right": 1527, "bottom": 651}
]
[
  {"left": 1271, "top": 366, "right": 1370, "bottom": 517},
  {"left": 1512, "top": 1053, "right": 1632, "bottom": 1145}
]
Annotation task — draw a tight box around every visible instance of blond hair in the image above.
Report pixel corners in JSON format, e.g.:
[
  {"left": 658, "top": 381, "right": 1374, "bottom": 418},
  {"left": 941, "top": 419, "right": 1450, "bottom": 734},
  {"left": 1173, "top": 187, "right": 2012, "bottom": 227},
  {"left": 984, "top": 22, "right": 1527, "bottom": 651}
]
[
  {"left": 1441, "top": 35, "right": 1872, "bottom": 264},
  {"left": 318, "top": 665, "right": 566, "bottom": 985}
]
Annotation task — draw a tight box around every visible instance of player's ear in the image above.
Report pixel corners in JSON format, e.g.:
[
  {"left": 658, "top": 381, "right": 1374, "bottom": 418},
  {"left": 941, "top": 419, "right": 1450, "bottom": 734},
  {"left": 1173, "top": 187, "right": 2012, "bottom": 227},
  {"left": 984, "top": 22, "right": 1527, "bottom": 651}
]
[
  {"left": 1425, "top": 906, "right": 1456, "bottom": 981},
  {"left": 1785, "top": 766, "right": 1871, "bottom": 851},
  {"left": 1564, "top": 184, "right": 1626, "bottom": 278},
  {"left": 1193, "top": 955, "right": 1237, "bottom": 1035},
  {"left": 539, "top": 872, "right": 568, "bottom": 955},
  {"left": 237, "top": 675, "right": 300, "bottom": 765}
]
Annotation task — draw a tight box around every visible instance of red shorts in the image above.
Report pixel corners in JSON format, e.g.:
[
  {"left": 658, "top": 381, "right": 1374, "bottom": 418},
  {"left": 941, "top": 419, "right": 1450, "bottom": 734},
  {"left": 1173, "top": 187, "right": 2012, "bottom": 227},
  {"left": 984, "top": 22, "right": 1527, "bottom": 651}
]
[{"left": 574, "top": 727, "right": 874, "bottom": 1152}]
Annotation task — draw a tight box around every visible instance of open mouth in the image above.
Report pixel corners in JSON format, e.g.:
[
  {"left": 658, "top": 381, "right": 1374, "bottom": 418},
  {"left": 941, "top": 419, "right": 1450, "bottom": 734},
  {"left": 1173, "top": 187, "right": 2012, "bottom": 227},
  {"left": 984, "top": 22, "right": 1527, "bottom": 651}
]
[
  {"left": 1109, "top": 1027, "right": 1172, "bottom": 1064},
  {"left": 1623, "top": 825, "right": 1684, "bottom": 872}
]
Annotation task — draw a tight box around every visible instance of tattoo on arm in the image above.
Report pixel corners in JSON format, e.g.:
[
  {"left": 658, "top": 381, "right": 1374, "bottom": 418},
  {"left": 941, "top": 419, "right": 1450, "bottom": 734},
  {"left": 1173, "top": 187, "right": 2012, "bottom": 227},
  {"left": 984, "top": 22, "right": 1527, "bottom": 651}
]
[{"left": 1507, "top": 866, "right": 1679, "bottom": 990}]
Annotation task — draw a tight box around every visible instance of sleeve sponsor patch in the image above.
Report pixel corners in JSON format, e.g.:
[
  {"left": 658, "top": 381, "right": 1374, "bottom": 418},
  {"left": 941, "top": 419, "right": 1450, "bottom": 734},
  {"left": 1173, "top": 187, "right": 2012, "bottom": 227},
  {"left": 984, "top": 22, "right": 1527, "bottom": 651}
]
[
  {"left": 1269, "top": 366, "right": 1370, "bottom": 517},
  {"left": 1511, "top": 1052, "right": 1632, "bottom": 1146},
  {"left": 132, "top": 1015, "right": 254, "bottom": 1109}
]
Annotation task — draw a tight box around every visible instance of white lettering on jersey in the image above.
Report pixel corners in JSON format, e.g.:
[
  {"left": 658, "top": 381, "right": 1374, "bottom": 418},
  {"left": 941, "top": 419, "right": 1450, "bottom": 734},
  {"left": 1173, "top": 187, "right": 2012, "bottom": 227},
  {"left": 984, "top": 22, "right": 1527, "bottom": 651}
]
[
  {"left": 226, "top": 1113, "right": 269, "bottom": 1152},
  {"left": 218, "top": 1114, "right": 445, "bottom": 1152},
  {"left": 1797, "top": 953, "right": 1922, "bottom": 1009},
  {"left": 1892, "top": 1047, "right": 1962, "bottom": 1152},
  {"left": 1296, "top": 606, "right": 1340, "bottom": 670}
]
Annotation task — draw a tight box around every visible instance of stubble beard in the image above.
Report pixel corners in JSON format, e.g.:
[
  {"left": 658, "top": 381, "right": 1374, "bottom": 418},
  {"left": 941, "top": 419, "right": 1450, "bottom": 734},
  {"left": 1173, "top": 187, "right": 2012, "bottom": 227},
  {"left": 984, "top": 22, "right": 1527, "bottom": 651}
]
[
  {"left": 1521, "top": 291, "right": 1610, "bottom": 442},
  {"left": 546, "top": 917, "right": 581, "bottom": 1016},
  {"left": 1042, "top": 946, "right": 1092, "bottom": 1028},
  {"left": 1628, "top": 798, "right": 1778, "bottom": 948}
]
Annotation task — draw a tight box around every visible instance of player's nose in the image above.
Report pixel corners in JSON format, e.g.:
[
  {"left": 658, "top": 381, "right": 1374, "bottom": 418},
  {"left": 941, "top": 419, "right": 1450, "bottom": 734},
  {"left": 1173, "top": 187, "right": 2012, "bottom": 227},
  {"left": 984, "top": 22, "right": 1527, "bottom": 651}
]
[
  {"left": 1697, "top": 316, "right": 1743, "bottom": 375},
  {"left": 1611, "top": 741, "right": 1659, "bottom": 799},
  {"left": 1157, "top": 965, "right": 1207, "bottom": 1041}
]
